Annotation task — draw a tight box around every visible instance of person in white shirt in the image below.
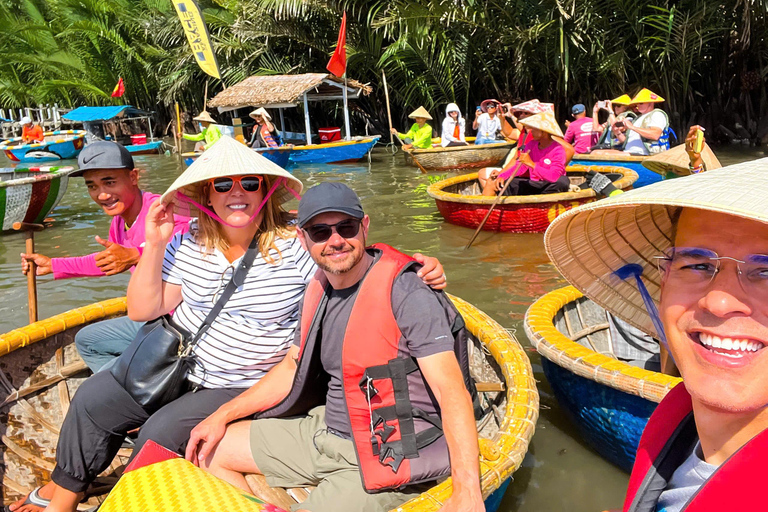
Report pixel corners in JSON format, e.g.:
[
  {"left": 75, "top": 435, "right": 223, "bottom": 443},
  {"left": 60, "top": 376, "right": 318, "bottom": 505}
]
[
  {"left": 440, "top": 103, "right": 467, "bottom": 147},
  {"left": 472, "top": 100, "right": 502, "bottom": 144}
]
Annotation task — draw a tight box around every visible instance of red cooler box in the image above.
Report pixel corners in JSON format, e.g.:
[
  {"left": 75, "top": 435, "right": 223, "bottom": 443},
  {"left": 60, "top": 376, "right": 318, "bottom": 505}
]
[
  {"left": 318, "top": 127, "right": 341, "bottom": 142},
  {"left": 130, "top": 134, "right": 148, "bottom": 145}
]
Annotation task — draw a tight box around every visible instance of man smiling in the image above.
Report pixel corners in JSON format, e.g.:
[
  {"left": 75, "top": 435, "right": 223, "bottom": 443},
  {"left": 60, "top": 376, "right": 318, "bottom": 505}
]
[{"left": 544, "top": 160, "right": 768, "bottom": 511}]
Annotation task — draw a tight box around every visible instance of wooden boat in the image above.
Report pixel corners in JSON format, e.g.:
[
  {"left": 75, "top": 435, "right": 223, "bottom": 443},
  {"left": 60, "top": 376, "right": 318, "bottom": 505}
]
[
  {"left": 524, "top": 286, "right": 681, "bottom": 472},
  {"left": 125, "top": 140, "right": 164, "bottom": 155},
  {"left": 427, "top": 166, "right": 638, "bottom": 234},
  {"left": 403, "top": 142, "right": 515, "bottom": 173},
  {"left": 0, "top": 295, "right": 537, "bottom": 511},
  {"left": 571, "top": 153, "right": 660, "bottom": 188},
  {"left": 0, "top": 130, "right": 86, "bottom": 163},
  {"left": 62, "top": 106, "right": 165, "bottom": 155},
  {"left": 288, "top": 136, "right": 380, "bottom": 164},
  {"left": 0, "top": 166, "right": 75, "bottom": 231},
  {"left": 183, "top": 145, "right": 292, "bottom": 169}
]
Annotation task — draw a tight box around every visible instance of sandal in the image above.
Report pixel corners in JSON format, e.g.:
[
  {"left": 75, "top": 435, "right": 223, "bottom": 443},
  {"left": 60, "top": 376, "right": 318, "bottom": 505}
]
[{"left": 3, "top": 487, "right": 50, "bottom": 512}]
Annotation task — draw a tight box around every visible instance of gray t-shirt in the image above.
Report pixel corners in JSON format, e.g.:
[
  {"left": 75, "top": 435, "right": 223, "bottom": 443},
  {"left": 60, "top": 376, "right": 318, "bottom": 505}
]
[
  {"left": 293, "top": 253, "right": 455, "bottom": 437},
  {"left": 655, "top": 442, "right": 718, "bottom": 512}
]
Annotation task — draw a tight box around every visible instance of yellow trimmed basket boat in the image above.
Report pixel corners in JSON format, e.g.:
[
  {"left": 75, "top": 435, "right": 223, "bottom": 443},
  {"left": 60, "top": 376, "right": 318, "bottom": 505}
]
[
  {"left": 427, "top": 166, "right": 638, "bottom": 233},
  {"left": 524, "top": 286, "right": 681, "bottom": 472},
  {"left": 0, "top": 295, "right": 538, "bottom": 511},
  {"left": 404, "top": 142, "right": 515, "bottom": 173}
]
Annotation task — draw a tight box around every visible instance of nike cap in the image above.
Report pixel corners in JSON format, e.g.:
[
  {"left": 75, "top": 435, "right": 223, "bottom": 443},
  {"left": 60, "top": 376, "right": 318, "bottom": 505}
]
[
  {"left": 72, "top": 141, "right": 134, "bottom": 177},
  {"left": 297, "top": 182, "right": 364, "bottom": 227}
]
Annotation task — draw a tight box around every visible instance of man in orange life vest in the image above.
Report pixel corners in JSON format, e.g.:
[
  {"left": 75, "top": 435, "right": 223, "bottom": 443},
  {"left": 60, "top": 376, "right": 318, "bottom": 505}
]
[
  {"left": 544, "top": 160, "right": 768, "bottom": 512},
  {"left": 185, "top": 182, "right": 485, "bottom": 512}
]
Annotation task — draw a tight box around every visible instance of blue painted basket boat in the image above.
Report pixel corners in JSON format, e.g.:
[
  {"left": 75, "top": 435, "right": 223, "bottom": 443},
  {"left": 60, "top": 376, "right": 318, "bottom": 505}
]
[
  {"left": 571, "top": 153, "right": 660, "bottom": 188},
  {"left": 183, "top": 146, "right": 292, "bottom": 169},
  {"left": 0, "top": 130, "right": 86, "bottom": 163},
  {"left": 524, "top": 286, "right": 681, "bottom": 472},
  {"left": 288, "top": 136, "right": 379, "bottom": 164}
]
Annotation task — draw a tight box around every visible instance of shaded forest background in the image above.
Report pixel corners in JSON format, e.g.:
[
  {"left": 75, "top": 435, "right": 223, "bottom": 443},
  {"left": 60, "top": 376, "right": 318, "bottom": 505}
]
[{"left": 2, "top": 0, "right": 768, "bottom": 143}]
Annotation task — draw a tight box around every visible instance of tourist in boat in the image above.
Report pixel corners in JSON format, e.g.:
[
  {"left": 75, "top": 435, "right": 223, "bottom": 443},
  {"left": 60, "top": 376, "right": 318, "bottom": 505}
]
[
  {"left": 591, "top": 94, "right": 637, "bottom": 146},
  {"left": 177, "top": 110, "right": 223, "bottom": 152},
  {"left": 482, "top": 110, "right": 568, "bottom": 196},
  {"left": 390, "top": 106, "right": 434, "bottom": 149},
  {"left": 440, "top": 103, "right": 467, "bottom": 147},
  {"left": 473, "top": 99, "right": 502, "bottom": 144},
  {"left": 19, "top": 141, "right": 190, "bottom": 373},
  {"left": 563, "top": 103, "right": 597, "bottom": 154},
  {"left": 593, "top": 88, "right": 670, "bottom": 156},
  {"left": 187, "top": 182, "right": 483, "bottom": 512},
  {"left": 547, "top": 161, "right": 768, "bottom": 512},
  {"left": 248, "top": 107, "right": 281, "bottom": 149},
  {"left": 14, "top": 137, "right": 447, "bottom": 512},
  {"left": 20, "top": 116, "right": 44, "bottom": 143}
]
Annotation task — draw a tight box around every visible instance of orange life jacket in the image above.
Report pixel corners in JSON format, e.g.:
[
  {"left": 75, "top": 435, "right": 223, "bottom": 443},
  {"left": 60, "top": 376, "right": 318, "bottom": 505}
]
[{"left": 256, "top": 123, "right": 278, "bottom": 148}]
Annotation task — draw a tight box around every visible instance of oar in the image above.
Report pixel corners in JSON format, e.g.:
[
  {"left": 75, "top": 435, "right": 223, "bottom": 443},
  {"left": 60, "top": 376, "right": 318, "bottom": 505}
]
[
  {"left": 381, "top": 70, "right": 395, "bottom": 152},
  {"left": 14, "top": 222, "right": 44, "bottom": 323},
  {"left": 394, "top": 133, "right": 429, "bottom": 174},
  {"left": 175, "top": 102, "right": 182, "bottom": 157}
]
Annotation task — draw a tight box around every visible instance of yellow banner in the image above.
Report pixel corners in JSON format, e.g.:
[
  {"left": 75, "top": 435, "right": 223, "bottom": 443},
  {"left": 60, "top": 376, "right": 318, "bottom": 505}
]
[{"left": 171, "top": 0, "right": 221, "bottom": 80}]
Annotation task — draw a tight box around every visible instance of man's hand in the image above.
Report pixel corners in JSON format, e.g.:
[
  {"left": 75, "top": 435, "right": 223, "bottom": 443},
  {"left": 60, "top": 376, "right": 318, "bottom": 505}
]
[
  {"left": 493, "top": 176, "right": 507, "bottom": 193},
  {"left": 412, "top": 253, "right": 447, "bottom": 290},
  {"left": 623, "top": 118, "right": 634, "bottom": 131},
  {"left": 94, "top": 237, "right": 140, "bottom": 275},
  {"left": 390, "top": 128, "right": 398, "bottom": 135},
  {"left": 185, "top": 412, "right": 228, "bottom": 466},
  {"left": 21, "top": 253, "right": 52, "bottom": 276}
]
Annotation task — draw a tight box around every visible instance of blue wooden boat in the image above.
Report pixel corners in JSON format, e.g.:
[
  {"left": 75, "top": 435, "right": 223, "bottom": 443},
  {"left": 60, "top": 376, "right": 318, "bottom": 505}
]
[
  {"left": 288, "top": 136, "right": 380, "bottom": 164},
  {"left": 524, "top": 286, "right": 681, "bottom": 472},
  {"left": 125, "top": 140, "right": 164, "bottom": 155},
  {"left": 183, "top": 145, "right": 292, "bottom": 169},
  {"left": 571, "top": 153, "right": 660, "bottom": 188},
  {"left": 0, "top": 130, "right": 86, "bottom": 163},
  {"left": 63, "top": 106, "right": 163, "bottom": 155}
]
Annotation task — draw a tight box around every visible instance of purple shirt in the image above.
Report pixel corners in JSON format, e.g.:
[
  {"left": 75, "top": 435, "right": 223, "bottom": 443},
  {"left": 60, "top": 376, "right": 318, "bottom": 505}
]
[
  {"left": 51, "top": 191, "right": 190, "bottom": 279},
  {"left": 499, "top": 140, "right": 566, "bottom": 183},
  {"left": 564, "top": 117, "right": 597, "bottom": 154}
]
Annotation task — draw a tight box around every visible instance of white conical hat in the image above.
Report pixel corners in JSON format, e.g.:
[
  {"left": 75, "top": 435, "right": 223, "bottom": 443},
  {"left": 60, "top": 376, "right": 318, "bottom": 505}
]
[
  {"left": 161, "top": 136, "right": 302, "bottom": 210},
  {"left": 519, "top": 111, "right": 564, "bottom": 138},
  {"left": 193, "top": 111, "right": 216, "bottom": 123},
  {"left": 642, "top": 143, "right": 722, "bottom": 177}
]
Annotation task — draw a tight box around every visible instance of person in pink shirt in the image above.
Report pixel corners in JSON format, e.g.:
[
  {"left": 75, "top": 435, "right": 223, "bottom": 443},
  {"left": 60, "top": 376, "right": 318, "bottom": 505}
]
[
  {"left": 563, "top": 103, "right": 597, "bottom": 154},
  {"left": 20, "top": 142, "right": 189, "bottom": 372}
]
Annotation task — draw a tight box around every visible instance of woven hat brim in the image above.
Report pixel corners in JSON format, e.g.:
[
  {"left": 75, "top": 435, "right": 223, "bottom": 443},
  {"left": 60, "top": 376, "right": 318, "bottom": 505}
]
[
  {"left": 642, "top": 144, "right": 722, "bottom": 176},
  {"left": 519, "top": 112, "right": 564, "bottom": 138},
  {"left": 193, "top": 111, "right": 216, "bottom": 123},
  {"left": 544, "top": 158, "right": 768, "bottom": 338},
  {"left": 611, "top": 94, "right": 633, "bottom": 106},
  {"left": 408, "top": 106, "right": 433, "bottom": 120}
]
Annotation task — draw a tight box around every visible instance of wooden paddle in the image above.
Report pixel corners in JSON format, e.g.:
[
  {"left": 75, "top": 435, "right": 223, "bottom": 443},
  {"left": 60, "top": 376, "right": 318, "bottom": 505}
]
[
  {"left": 175, "top": 102, "right": 182, "bottom": 157},
  {"left": 14, "top": 222, "right": 44, "bottom": 323},
  {"left": 381, "top": 70, "right": 395, "bottom": 150},
  {"left": 394, "top": 133, "right": 429, "bottom": 174}
]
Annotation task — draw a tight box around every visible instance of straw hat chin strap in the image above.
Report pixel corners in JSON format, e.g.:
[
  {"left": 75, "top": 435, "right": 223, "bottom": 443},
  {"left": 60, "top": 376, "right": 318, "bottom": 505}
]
[{"left": 175, "top": 177, "right": 301, "bottom": 228}]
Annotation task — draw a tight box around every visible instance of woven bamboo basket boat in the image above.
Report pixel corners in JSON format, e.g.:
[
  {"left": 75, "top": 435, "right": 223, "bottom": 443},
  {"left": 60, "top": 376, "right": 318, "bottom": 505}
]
[
  {"left": 427, "top": 166, "right": 638, "bottom": 233},
  {"left": 0, "top": 166, "right": 75, "bottom": 231},
  {"left": 0, "top": 295, "right": 538, "bottom": 511},
  {"left": 403, "top": 142, "right": 515, "bottom": 173},
  {"left": 571, "top": 153, "right": 660, "bottom": 188},
  {"left": 523, "top": 286, "right": 682, "bottom": 472}
]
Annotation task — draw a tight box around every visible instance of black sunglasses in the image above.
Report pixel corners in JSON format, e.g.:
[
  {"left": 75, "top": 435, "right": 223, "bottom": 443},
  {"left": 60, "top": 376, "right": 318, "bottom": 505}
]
[
  {"left": 303, "top": 219, "right": 362, "bottom": 243},
  {"left": 210, "top": 175, "right": 263, "bottom": 194}
]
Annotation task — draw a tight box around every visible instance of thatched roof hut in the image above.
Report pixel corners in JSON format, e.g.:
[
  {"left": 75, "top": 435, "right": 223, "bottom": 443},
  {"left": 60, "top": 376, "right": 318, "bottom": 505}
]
[{"left": 208, "top": 73, "right": 372, "bottom": 112}]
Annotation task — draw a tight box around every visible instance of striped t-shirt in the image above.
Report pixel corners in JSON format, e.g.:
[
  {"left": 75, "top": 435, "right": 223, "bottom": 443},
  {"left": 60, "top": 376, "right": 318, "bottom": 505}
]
[{"left": 162, "top": 225, "right": 316, "bottom": 388}]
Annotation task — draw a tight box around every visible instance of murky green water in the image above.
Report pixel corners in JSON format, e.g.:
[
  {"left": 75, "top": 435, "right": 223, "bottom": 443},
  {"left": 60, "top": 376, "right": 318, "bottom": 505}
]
[{"left": 0, "top": 144, "right": 763, "bottom": 511}]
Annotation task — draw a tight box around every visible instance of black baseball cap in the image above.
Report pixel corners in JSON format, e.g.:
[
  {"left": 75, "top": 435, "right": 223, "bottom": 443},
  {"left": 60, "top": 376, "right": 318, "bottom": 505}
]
[
  {"left": 298, "top": 182, "right": 364, "bottom": 227},
  {"left": 71, "top": 141, "right": 134, "bottom": 177}
]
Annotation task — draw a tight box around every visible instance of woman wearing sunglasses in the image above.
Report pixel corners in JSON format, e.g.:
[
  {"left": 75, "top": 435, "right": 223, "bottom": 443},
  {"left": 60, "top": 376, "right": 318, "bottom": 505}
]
[{"left": 35, "top": 137, "right": 447, "bottom": 512}]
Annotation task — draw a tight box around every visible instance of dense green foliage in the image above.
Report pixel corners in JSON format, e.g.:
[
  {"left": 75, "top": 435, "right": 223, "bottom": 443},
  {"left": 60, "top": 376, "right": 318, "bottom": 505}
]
[{"left": 2, "top": 0, "right": 768, "bottom": 138}]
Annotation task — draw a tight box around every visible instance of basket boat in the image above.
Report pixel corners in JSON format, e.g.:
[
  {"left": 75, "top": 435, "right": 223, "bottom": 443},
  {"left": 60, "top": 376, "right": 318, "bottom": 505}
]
[
  {"left": 571, "top": 153, "right": 660, "bottom": 188},
  {"left": 0, "top": 130, "right": 86, "bottom": 163},
  {"left": 0, "top": 294, "right": 538, "bottom": 511},
  {"left": 0, "top": 166, "right": 75, "bottom": 231},
  {"left": 524, "top": 286, "right": 682, "bottom": 472},
  {"left": 404, "top": 142, "right": 515, "bottom": 173},
  {"left": 427, "top": 166, "right": 638, "bottom": 234}
]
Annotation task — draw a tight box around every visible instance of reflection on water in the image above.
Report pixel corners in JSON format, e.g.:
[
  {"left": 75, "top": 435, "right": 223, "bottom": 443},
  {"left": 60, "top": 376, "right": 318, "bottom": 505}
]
[{"left": 0, "top": 144, "right": 764, "bottom": 511}]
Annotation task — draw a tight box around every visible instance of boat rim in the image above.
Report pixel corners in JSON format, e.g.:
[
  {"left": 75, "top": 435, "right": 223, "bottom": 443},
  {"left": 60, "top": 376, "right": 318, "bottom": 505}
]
[
  {"left": 572, "top": 153, "right": 649, "bottom": 162},
  {"left": 0, "top": 130, "right": 87, "bottom": 150},
  {"left": 406, "top": 141, "right": 516, "bottom": 155},
  {"left": 0, "top": 166, "right": 76, "bottom": 188}
]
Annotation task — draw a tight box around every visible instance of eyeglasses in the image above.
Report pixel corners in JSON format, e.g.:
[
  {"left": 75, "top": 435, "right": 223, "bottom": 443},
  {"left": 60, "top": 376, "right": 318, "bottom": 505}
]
[
  {"left": 303, "top": 219, "right": 362, "bottom": 243},
  {"left": 209, "top": 175, "right": 263, "bottom": 194},
  {"left": 655, "top": 247, "right": 768, "bottom": 297},
  {"left": 212, "top": 265, "right": 234, "bottom": 304}
]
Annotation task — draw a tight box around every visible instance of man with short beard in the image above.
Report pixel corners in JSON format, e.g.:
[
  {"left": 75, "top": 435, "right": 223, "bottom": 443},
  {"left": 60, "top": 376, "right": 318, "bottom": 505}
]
[
  {"left": 544, "top": 159, "right": 768, "bottom": 511},
  {"left": 185, "top": 182, "right": 484, "bottom": 512}
]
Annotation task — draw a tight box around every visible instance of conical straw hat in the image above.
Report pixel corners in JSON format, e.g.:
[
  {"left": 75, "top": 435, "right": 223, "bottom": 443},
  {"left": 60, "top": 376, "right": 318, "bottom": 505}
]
[
  {"left": 544, "top": 158, "right": 768, "bottom": 338},
  {"left": 408, "top": 106, "right": 433, "bottom": 120},
  {"left": 511, "top": 99, "right": 552, "bottom": 114},
  {"left": 161, "top": 136, "right": 302, "bottom": 215},
  {"left": 611, "top": 94, "right": 633, "bottom": 106},
  {"left": 249, "top": 107, "right": 272, "bottom": 121},
  {"left": 519, "top": 111, "right": 564, "bottom": 138},
  {"left": 193, "top": 111, "right": 216, "bottom": 123},
  {"left": 642, "top": 143, "right": 722, "bottom": 177},
  {"left": 631, "top": 88, "right": 665, "bottom": 103}
]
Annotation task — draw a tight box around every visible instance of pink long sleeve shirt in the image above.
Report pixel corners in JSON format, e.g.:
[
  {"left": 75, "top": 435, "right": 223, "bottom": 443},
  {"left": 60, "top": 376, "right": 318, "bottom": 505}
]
[
  {"left": 499, "top": 139, "right": 566, "bottom": 182},
  {"left": 51, "top": 192, "right": 190, "bottom": 279}
]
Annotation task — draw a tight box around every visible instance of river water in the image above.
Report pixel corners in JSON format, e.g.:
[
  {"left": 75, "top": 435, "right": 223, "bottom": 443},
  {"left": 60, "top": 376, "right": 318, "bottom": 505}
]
[{"left": 0, "top": 144, "right": 763, "bottom": 511}]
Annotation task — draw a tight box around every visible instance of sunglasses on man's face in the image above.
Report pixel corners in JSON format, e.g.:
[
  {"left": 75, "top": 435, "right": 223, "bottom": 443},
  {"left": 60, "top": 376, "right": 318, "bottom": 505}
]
[
  {"left": 210, "top": 175, "right": 263, "bottom": 194},
  {"left": 303, "top": 219, "right": 362, "bottom": 243}
]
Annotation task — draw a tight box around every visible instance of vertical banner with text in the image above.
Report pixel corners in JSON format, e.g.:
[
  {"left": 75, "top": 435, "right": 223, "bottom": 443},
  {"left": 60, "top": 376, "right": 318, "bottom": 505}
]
[{"left": 171, "top": 0, "right": 222, "bottom": 80}]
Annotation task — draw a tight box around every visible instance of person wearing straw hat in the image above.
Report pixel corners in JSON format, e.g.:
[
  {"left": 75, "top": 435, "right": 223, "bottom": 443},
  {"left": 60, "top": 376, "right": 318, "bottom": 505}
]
[
  {"left": 544, "top": 159, "right": 768, "bottom": 512},
  {"left": 472, "top": 99, "right": 503, "bottom": 145},
  {"left": 391, "top": 106, "right": 434, "bottom": 149},
  {"left": 37, "top": 136, "right": 448, "bottom": 512},
  {"left": 591, "top": 94, "right": 637, "bottom": 150},
  {"left": 20, "top": 115, "right": 44, "bottom": 143},
  {"left": 178, "top": 110, "right": 223, "bottom": 152},
  {"left": 248, "top": 107, "right": 281, "bottom": 149},
  {"left": 482, "top": 110, "right": 569, "bottom": 196}
]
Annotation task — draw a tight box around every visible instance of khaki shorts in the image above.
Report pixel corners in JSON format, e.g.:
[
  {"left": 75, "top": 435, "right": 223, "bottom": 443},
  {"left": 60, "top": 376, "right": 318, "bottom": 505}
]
[{"left": 249, "top": 406, "right": 428, "bottom": 512}]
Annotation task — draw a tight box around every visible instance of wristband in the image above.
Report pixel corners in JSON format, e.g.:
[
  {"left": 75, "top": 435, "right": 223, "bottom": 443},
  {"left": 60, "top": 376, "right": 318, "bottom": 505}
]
[{"left": 688, "top": 163, "right": 705, "bottom": 174}]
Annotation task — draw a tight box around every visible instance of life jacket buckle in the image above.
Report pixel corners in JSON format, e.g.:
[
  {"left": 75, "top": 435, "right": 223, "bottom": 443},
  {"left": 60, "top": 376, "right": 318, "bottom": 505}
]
[
  {"left": 379, "top": 445, "right": 405, "bottom": 473},
  {"left": 375, "top": 420, "right": 396, "bottom": 443},
  {"left": 370, "top": 435, "right": 380, "bottom": 456},
  {"left": 360, "top": 377, "right": 379, "bottom": 401}
]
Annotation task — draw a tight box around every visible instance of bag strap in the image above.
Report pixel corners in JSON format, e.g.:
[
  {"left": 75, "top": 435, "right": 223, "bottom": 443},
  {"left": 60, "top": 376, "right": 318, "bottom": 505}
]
[{"left": 189, "top": 236, "right": 260, "bottom": 347}]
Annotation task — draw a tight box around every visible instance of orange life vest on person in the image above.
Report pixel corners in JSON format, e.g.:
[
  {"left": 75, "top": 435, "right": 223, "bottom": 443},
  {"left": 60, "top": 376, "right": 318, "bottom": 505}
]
[
  {"left": 257, "top": 123, "right": 278, "bottom": 148},
  {"left": 258, "top": 244, "right": 477, "bottom": 492}
]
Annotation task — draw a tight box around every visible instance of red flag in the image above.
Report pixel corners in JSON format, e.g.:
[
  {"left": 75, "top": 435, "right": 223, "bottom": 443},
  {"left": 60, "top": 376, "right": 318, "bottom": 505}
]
[
  {"left": 111, "top": 77, "right": 125, "bottom": 98},
  {"left": 326, "top": 13, "right": 347, "bottom": 77}
]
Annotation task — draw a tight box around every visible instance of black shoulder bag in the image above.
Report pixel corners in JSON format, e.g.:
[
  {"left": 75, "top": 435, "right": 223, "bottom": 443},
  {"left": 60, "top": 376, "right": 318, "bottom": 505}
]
[{"left": 110, "top": 237, "right": 259, "bottom": 411}]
